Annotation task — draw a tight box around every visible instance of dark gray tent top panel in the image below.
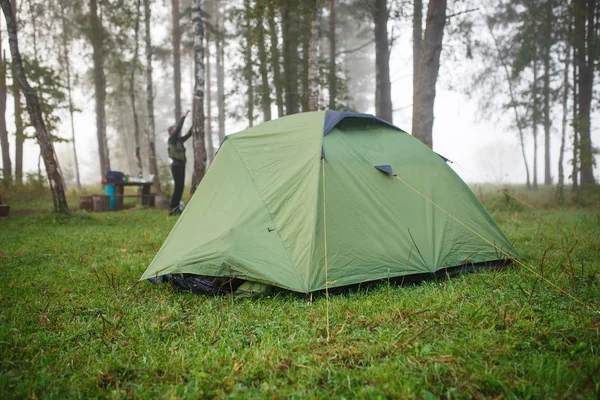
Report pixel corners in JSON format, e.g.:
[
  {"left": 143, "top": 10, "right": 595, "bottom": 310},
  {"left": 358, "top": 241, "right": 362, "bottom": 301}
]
[{"left": 323, "top": 110, "right": 406, "bottom": 135}]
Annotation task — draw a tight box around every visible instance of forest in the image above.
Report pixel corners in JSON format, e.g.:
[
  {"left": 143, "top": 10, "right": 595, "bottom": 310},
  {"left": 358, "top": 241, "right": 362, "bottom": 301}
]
[
  {"left": 1, "top": 0, "right": 600, "bottom": 398},
  {"left": 0, "top": 0, "right": 597, "bottom": 209}
]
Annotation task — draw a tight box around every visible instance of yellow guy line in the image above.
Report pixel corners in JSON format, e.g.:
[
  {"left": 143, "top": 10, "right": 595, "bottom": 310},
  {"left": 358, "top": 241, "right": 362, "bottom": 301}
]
[
  {"left": 322, "top": 157, "right": 331, "bottom": 341},
  {"left": 394, "top": 174, "right": 599, "bottom": 316}
]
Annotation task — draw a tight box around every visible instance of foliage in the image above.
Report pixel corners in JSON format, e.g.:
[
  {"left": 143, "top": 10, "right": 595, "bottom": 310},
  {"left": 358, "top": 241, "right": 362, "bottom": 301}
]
[{"left": 0, "top": 190, "right": 599, "bottom": 398}]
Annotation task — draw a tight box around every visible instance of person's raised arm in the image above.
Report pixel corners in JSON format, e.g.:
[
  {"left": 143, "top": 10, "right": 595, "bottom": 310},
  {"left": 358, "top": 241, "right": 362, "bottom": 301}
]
[
  {"left": 182, "top": 127, "right": 192, "bottom": 143},
  {"left": 170, "top": 110, "right": 190, "bottom": 138}
]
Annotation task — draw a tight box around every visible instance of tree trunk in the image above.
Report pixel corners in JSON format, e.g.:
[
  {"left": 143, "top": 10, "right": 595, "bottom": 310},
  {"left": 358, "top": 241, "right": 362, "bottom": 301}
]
[
  {"left": 144, "top": 0, "right": 162, "bottom": 193},
  {"left": 412, "top": 0, "right": 422, "bottom": 131},
  {"left": 172, "top": 0, "right": 182, "bottom": 121},
  {"left": 373, "top": 0, "right": 393, "bottom": 123},
  {"left": 90, "top": 0, "right": 110, "bottom": 177},
  {"left": 191, "top": 0, "right": 206, "bottom": 193},
  {"left": 11, "top": 0, "right": 22, "bottom": 183},
  {"left": 532, "top": 55, "right": 539, "bottom": 191},
  {"left": 575, "top": 0, "right": 596, "bottom": 186},
  {"left": 60, "top": 1, "right": 81, "bottom": 190},
  {"left": 486, "top": 19, "right": 531, "bottom": 189},
  {"left": 307, "top": 0, "right": 319, "bottom": 111},
  {"left": 542, "top": 2, "right": 552, "bottom": 185},
  {"left": 244, "top": 0, "right": 254, "bottom": 127},
  {"left": 557, "top": 36, "right": 571, "bottom": 200},
  {"left": 328, "top": 0, "right": 336, "bottom": 110},
  {"left": 205, "top": 30, "right": 214, "bottom": 163},
  {"left": 267, "top": 0, "right": 284, "bottom": 117},
  {"left": 216, "top": 0, "right": 225, "bottom": 143},
  {"left": 130, "top": 0, "right": 143, "bottom": 178},
  {"left": 412, "top": 0, "right": 446, "bottom": 147},
  {"left": 1, "top": 0, "right": 69, "bottom": 212},
  {"left": 572, "top": 51, "right": 579, "bottom": 192},
  {"left": 257, "top": 1, "right": 272, "bottom": 121},
  {"left": 0, "top": 25, "right": 11, "bottom": 185},
  {"left": 301, "top": 2, "right": 310, "bottom": 112},
  {"left": 281, "top": 3, "right": 299, "bottom": 115}
]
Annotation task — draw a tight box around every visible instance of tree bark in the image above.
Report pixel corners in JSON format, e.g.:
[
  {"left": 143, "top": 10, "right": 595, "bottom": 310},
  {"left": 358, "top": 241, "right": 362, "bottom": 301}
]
[
  {"left": 267, "top": 0, "right": 284, "bottom": 117},
  {"left": 0, "top": 24, "right": 11, "bottom": 185},
  {"left": 11, "top": 0, "right": 22, "bottom": 183},
  {"left": 557, "top": 34, "right": 571, "bottom": 200},
  {"left": 191, "top": 0, "right": 206, "bottom": 193},
  {"left": 412, "top": 0, "right": 446, "bottom": 148},
  {"left": 216, "top": 0, "right": 225, "bottom": 143},
  {"left": 574, "top": 0, "right": 596, "bottom": 186},
  {"left": 281, "top": 2, "right": 299, "bottom": 115},
  {"left": 542, "top": 1, "right": 552, "bottom": 185},
  {"left": 130, "top": 0, "right": 143, "bottom": 178},
  {"left": 172, "top": 0, "right": 182, "bottom": 121},
  {"left": 90, "top": 0, "right": 110, "bottom": 177},
  {"left": 257, "top": 1, "right": 272, "bottom": 121},
  {"left": 1, "top": 0, "right": 69, "bottom": 212},
  {"left": 205, "top": 30, "right": 214, "bottom": 163},
  {"left": 412, "top": 0, "right": 422, "bottom": 130},
  {"left": 60, "top": 0, "right": 81, "bottom": 190},
  {"left": 532, "top": 54, "right": 539, "bottom": 190},
  {"left": 244, "top": 0, "right": 254, "bottom": 127},
  {"left": 572, "top": 51, "right": 579, "bottom": 192},
  {"left": 307, "top": 0, "right": 319, "bottom": 111},
  {"left": 144, "top": 0, "right": 162, "bottom": 193},
  {"left": 328, "top": 0, "right": 336, "bottom": 110},
  {"left": 373, "top": 0, "right": 393, "bottom": 123}
]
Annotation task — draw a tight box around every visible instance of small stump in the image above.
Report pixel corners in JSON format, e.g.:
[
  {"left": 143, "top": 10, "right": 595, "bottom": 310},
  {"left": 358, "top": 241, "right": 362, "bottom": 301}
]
[{"left": 0, "top": 204, "right": 9, "bottom": 217}]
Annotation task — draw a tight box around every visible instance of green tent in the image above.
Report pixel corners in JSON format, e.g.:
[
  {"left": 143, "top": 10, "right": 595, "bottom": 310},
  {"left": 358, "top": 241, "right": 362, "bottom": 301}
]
[{"left": 140, "top": 111, "right": 518, "bottom": 293}]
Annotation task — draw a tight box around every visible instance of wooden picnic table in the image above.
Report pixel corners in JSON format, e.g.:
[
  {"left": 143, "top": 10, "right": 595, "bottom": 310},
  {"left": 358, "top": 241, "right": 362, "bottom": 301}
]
[{"left": 102, "top": 181, "right": 155, "bottom": 210}]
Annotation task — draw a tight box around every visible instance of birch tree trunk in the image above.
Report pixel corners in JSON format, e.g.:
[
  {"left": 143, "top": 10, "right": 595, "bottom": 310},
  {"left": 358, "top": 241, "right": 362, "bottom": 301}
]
[
  {"left": 0, "top": 24, "right": 11, "bottom": 185},
  {"left": 11, "top": 0, "right": 22, "bottom": 183},
  {"left": 412, "top": 0, "right": 422, "bottom": 131},
  {"left": 307, "top": 0, "right": 319, "bottom": 111},
  {"left": 557, "top": 36, "right": 571, "bottom": 200},
  {"left": 144, "top": 0, "right": 162, "bottom": 193},
  {"left": 281, "top": 3, "right": 299, "bottom": 115},
  {"left": 267, "top": 0, "right": 284, "bottom": 117},
  {"left": 60, "top": 1, "right": 81, "bottom": 190},
  {"left": 191, "top": 0, "right": 206, "bottom": 193},
  {"left": 328, "top": 0, "right": 336, "bottom": 110},
  {"left": 90, "top": 0, "right": 110, "bottom": 176},
  {"left": 130, "top": 0, "right": 143, "bottom": 178},
  {"left": 572, "top": 54, "right": 579, "bottom": 192},
  {"left": 257, "top": 1, "right": 272, "bottom": 121},
  {"left": 542, "top": 1, "right": 552, "bottom": 185},
  {"left": 243, "top": 0, "right": 254, "bottom": 127},
  {"left": 373, "top": 0, "right": 393, "bottom": 123},
  {"left": 412, "top": 0, "right": 446, "bottom": 148},
  {"left": 205, "top": 30, "right": 214, "bottom": 163},
  {"left": 1, "top": 0, "right": 69, "bottom": 212},
  {"left": 532, "top": 56, "right": 539, "bottom": 190},
  {"left": 172, "top": 0, "right": 182, "bottom": 120},
  {"left": 216, "top": 0, "right": 225, "bottom": 143}
]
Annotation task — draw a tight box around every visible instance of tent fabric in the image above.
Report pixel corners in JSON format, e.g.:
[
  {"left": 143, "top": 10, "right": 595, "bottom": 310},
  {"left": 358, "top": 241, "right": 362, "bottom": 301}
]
[
  {"left": 323, "top": 110, "right": 404, "bottom": 135},
  {"left": 140, "top": 110, "right": 519, "bottom": 293}
]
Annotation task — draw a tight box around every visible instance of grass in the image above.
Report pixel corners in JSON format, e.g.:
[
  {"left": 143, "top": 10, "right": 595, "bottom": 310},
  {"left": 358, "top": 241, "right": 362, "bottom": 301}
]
[{"left": 0, "top": 186, "right": 599, "bottom": 399}]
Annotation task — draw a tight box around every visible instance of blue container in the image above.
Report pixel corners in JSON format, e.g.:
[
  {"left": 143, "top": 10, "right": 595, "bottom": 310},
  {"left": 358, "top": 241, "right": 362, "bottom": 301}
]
[{"left": 105, "top": 185, "right": 115, "bottom": 210}]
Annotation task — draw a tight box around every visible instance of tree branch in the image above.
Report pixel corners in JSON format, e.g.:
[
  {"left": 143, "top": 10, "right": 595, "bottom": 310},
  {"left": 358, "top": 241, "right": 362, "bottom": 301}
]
[
  {"left": 335, "top": 39, "right": 374, "bottom": 57},
  {"left": 447, "top": 8, "right": 479, "bottom": 19}
]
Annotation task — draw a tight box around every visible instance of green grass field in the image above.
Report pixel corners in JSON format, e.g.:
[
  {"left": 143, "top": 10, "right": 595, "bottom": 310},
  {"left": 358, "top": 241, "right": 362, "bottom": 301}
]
[{"left": 1, "top": 185, "right": 599, "bottom": 399}]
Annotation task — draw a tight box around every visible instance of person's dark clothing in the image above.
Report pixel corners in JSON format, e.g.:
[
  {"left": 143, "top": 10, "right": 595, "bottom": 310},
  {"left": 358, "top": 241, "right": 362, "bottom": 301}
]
[
  {"left": 170, "top": 163, "right": 186, "bottom": 212},
  {"left": 168, "top": 115, "right": 192, "bottom": 213}
]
